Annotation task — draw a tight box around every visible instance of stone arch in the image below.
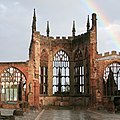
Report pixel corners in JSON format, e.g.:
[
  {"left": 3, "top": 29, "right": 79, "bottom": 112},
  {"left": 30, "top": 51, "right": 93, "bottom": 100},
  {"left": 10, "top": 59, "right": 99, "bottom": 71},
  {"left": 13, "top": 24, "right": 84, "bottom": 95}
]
[
  {"left": 73, "top": 47, "right": 83, "bottom": 58},
  {"left": 74, "top": 48, "right": 83, "bottom": 62},
  {"left": 40, "top": 49, "right": 48, "bottom": 66},
  {"left": 53, "top": 49, "right": 70, "bottom": 61},
  {"left": 103, "top": 61, "right": 120, "bottom": 72},
  {"left": 53, "top": 49, "right": 70, "bottom": 95},
  {"left": 0, "top": 67, "right": 27, "bottom": 102},
  {"left": 39, "top": 49, "right": 48, "bottom": 95},
  {"left": 73, "top": 48, "right": 85, "bottom": 95}
]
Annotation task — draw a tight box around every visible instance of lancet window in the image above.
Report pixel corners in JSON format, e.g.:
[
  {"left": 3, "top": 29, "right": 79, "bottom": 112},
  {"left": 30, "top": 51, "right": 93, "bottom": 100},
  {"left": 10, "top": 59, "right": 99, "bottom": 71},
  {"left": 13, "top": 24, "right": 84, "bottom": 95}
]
[
  {"left": 39, "top": 49, "right": 48, "bottom": 95},
  {"left": 53, "top": 50, "right": 70, "bottom": 95},
  {"left": 74, "top": 49, "right": 85, "bottom": 95}
]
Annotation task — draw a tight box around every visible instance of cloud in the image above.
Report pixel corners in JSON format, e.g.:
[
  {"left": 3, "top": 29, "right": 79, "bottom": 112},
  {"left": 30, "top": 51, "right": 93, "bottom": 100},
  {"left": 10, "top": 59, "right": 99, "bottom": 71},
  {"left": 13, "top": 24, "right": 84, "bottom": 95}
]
[
  {"left": 13, "top": 1, "right": 20, "bottom": 6},
  {"left": 98, "top": 23, "right": 120, "bottom": 53},
  {"left": 0, "top": 4, "right": 7, "bottom": 12},
  {"left": 105, "top": 24, "right": 120, "bottom": 42}
]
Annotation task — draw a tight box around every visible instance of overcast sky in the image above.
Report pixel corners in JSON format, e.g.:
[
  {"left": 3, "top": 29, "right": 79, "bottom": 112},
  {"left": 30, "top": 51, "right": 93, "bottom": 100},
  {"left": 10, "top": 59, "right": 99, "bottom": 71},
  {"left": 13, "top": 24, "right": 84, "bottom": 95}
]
[{"left": 0, "top": 0, "right": 120, "bottom": 61}]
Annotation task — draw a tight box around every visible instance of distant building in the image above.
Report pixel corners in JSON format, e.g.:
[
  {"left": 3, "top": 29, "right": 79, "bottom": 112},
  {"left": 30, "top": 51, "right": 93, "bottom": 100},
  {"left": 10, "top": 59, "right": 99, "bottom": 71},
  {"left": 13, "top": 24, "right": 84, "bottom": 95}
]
[{"left": 0, "top": 9, "right": 120, "bottom": 109}]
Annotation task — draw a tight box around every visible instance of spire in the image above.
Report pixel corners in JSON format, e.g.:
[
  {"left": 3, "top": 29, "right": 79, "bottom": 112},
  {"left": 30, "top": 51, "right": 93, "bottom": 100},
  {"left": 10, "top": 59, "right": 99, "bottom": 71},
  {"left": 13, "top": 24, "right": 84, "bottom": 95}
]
[
  {"left": 32, "top": 8, "right": 36, "bottom": 33},
  {"left": 87, "top": 15, "right": 90, "bottom": 32},
  {"left": 72, "top": 21, "right": 76, "bottom": 37},
  {"left": 46, "top": 21, "right": 50, "bottom": 37}
]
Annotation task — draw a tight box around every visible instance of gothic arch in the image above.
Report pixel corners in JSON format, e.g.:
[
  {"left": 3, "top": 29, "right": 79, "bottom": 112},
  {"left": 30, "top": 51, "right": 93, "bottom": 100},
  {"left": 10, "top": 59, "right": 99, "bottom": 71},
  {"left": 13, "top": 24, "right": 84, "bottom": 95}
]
[
  {"left": 103, "top": 61, "right": 120, "bottom": 71},
  {"left": 73, "top": 47, "right": 83, "bottom": 57},
  {"left": 53, "top": 49, "right": 70, "bottom": 61},
  {"left": 74, "top": 49, "right": 83, "bottom": 61},
  {"left": 40, "top": 49, "right": 48, "bottom": 66},
  {"left": 0, "top": 67, "right": 26, "bottom": 102},
  {"left": 39, "top": 49, "right": 48, "bottom": 95},
  {"left": 53, "top": 50, "right": 70, "bottom": 95},
  {"left": 74, "top": 48, "right": 85, "bottom": 94}
]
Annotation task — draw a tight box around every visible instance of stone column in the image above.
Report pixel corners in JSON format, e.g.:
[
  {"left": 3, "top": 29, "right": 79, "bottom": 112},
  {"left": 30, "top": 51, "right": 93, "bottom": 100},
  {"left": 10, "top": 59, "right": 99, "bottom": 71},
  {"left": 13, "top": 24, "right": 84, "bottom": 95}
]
[
  {"left": 70, "top": 57, "right": 74, "bottom": 95},
  {"left": 48, "top": 51, "right": 53, "bottom": 96},
  {"left": 33, "top": 79, "right": 39, "bottom": 107}
]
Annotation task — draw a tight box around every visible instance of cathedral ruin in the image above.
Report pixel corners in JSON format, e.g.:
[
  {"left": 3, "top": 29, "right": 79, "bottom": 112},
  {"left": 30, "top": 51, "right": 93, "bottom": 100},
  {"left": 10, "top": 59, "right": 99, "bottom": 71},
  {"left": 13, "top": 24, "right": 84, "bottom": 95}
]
[{"left": 0, "top": 9, "right": 120, "bottom": 110}]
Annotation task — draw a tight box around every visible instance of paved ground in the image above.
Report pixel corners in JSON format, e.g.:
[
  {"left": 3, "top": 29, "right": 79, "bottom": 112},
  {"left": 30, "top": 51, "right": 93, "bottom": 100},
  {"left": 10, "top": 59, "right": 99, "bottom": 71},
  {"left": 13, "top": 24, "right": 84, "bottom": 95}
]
[
  {"left": 37, "top": 109, "right": 120, "bottom": 120},
  {"left": 1, "top": 108, "right": 120, "bottom": 120},
  {"left": 0, "top": 108, "right": 40, "bottom": 120}
]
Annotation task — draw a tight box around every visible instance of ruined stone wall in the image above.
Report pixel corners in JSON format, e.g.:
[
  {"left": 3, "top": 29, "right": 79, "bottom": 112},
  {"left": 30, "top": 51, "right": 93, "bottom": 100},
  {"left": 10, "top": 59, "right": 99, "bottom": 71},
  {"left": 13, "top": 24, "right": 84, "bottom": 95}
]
[
  {"left": 95, "top": 51, "right": 120, "bottom": 105},
  {"left": 0, "top": 62, "right": 28, "bottom": 108}
]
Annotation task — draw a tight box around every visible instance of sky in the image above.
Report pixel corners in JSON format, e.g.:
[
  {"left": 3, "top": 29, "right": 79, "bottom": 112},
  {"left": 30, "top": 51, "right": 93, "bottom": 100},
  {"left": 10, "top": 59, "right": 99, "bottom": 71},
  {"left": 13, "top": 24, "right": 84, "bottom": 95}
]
[{"left": 0, "top": 0, "right": 120, "bottom": 61}]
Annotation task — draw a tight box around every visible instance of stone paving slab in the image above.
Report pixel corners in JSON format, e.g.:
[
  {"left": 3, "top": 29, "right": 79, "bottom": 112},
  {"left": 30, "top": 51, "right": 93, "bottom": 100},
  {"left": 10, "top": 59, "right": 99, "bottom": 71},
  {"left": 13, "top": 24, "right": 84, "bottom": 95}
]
[
  {"left": 1, "top": 108, "right": 120, "bottom": 120},
  {"left": 15, "top": 110, "right": 39, "bottom": 120},
  {"left": 37, "top": 109, "right": 120, "bottom": 120},
  {"left": 0, "top": 108, "right": 40, "bottom": 120}
]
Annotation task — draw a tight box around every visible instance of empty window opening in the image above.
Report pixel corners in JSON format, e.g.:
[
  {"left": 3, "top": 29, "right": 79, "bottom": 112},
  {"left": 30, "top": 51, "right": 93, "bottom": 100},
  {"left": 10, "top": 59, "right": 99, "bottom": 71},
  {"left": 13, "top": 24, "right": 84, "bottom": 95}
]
[
  {"left": 103, "top": 63, "right": 120, "bottom": 96},
  {"left": 74, "top": 49, "right": 85, "bottom": 95},
  {"left": 53, "top": 50, "right": 70, "bottom": 95},
  {"left": 0, "top": 67, "right": 26, "bottom": 102}
]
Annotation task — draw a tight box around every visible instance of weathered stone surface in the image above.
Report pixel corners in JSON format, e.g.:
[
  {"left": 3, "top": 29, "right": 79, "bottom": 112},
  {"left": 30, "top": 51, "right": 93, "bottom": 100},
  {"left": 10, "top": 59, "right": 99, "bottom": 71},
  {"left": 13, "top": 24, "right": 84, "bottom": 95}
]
[
  {"left": 0, "top": 115, "right": 15, "bottom": 120},
  {"left": 13, "top": 109, "right": 24, "bottom": 116},
  {"left": 0, "top": 12, "right": 120, "bottom": 111}
]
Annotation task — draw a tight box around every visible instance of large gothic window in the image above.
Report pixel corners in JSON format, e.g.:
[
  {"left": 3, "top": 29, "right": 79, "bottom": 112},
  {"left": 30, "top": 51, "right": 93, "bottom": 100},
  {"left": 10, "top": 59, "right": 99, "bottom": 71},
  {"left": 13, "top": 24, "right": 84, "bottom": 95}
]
[
  {"left": 39, "top": 49, "right": 48, "bottom": 95},
  {"left": 103, "top": 63, "right": 120, "bottom": 96},
  {"left": 53, "top": 50, "right": 70, "bottom": 95},
  {"left": 74, "top": 49, "right": 85, "bottom": 95},
  {"left": 0, "top": 67, "right": 26, "bottom": 102}
]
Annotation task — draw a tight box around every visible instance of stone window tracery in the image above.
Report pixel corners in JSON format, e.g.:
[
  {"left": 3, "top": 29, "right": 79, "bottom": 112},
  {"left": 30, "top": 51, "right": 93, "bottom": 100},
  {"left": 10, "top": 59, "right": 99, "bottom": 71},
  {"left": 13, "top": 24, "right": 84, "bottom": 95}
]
[
  {"left": 39, "top": 67, "right": 48, "bottom": 95},
  {"left": 39, "top": 49, "right": 48, "bottom": 95},
  {"left": 0, "top": 67, "right": 26, "bottom": 101},
  {"left": 74, "top": 49, "right": 85, "bottom": 94},
  {"left": 53, "top": 50, "right": 70, "bottom": 95},
  {"left": 103, "top": 63, "right": 120, "bottom": 96}
]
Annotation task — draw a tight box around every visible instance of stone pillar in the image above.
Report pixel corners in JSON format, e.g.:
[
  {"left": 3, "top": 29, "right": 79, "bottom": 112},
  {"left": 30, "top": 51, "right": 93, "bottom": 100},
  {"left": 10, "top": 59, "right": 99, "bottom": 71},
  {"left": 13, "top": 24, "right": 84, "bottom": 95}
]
[
  {"left": 48, "top": 51, "right": 53, "bottom": 96},
  {"left": 70, "top": 58, "right": 74, "bottom": 95},
  {"left": 90, "top": 79, "right": 96, "bottom": 106},
  {"left": 34, "top": 79, "right": 39, "bottom": 107}
]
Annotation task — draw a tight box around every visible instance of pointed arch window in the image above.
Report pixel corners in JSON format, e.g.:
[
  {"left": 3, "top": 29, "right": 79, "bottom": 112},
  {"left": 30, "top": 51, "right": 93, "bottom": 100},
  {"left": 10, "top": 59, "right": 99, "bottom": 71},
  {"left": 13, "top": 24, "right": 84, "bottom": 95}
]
[
  {"left": 0, "top": 67, "right": 26, "bottom": 102},
  {"left": 74, "top": 49, "right": 85, "bottom": 94},
  {"left": 103, "top": 63, "right": 120, "bottom": 96},
  {"left": 39, "top": 49, "right": 48, "bottom": 95},
  {"left": 53, "top": 50, "right": 70, "bottom": 95}
]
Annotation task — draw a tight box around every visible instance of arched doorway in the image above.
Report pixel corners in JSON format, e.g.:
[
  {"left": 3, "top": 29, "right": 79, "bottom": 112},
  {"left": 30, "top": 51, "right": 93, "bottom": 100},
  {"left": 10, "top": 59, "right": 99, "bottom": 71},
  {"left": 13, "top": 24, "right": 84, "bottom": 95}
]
[{"left": 0, "top": 67, "right": 26, "bottom": 102}]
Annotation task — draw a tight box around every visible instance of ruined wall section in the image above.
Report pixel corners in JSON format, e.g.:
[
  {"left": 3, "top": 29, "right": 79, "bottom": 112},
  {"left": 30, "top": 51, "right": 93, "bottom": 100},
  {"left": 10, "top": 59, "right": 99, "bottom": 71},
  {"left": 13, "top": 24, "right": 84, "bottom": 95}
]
[
  {"left": 89, "top": 13, "right": 98, "bottom": 105},
  {"left": 95, "top": 51, "right": 120, "bottom": 101},
  {"left": 28, "top": 31, "right": 40, "bottom": 106},
  {"left": 72, "top": 32, "right": 90, "bottom": 95},
  {"left": 0, "top": 62, "right": 28, "bottom": 107},
  {"left": 39, "top": 35, "right": 73, "bottom": 95},
  {"left": 0, "top": 62, "right": 28, "bottom": 94}
]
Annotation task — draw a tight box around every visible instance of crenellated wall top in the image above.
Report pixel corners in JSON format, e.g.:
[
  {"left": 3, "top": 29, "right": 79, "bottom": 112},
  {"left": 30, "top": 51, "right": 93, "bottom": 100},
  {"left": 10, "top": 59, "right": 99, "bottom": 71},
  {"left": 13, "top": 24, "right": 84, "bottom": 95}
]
[{"left": 96, "top": 51, "right": 120, "bottom": 61}]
